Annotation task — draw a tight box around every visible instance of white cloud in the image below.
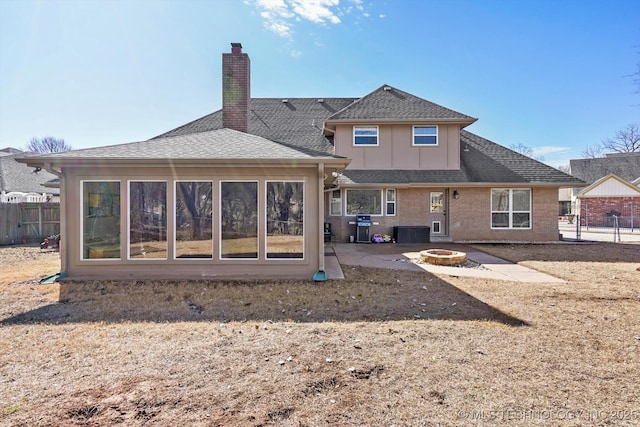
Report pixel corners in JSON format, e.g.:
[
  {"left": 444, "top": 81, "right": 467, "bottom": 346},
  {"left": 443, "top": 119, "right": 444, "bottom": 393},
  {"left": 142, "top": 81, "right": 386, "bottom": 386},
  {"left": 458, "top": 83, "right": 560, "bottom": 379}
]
[
  {"left": 532, "top": 146, "right": 571, "bottom": 156},
  {"left": 251, "top": 0, "right": 376, "bottom": 38}
]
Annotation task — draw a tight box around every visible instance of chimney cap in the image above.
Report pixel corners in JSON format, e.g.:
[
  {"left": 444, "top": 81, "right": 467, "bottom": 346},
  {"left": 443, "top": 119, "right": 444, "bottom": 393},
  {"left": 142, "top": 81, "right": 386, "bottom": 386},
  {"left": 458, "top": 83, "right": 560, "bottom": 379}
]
[{"left": 231, "top": 42, "right": 243, "bottom": 54}]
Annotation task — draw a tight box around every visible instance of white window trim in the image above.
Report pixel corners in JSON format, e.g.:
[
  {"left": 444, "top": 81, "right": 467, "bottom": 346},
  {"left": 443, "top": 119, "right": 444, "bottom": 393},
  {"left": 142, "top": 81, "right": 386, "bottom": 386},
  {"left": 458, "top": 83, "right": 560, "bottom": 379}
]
[
  {"left": 412, "top": 125, "right": 438, "bottom": 146},
  {"left": 353, "top": 125, "right": 379, "bottom": 146},
  {"left": 490, "top": 188, "right": 532, "bottom": 230},
  {"left": 173, "top": 180, "right": 214, "bottom": 261},
  {"left": 265, "top": 180, "right": 305, "bottom": 261},
  {"left": 329, "top": 189, "right": 342, "bottom": 216},
  {"left": 127, "top": 180, "right": 169, "bottom": 260},
  {"left": 386, "top": 189, "right": 396, "bottom": 216},
  {"left": 345, "top": 188, "right": 384, "bottom": 216},
  {"left": 80, "top": 180, "right": 121, "bottom": 261}
]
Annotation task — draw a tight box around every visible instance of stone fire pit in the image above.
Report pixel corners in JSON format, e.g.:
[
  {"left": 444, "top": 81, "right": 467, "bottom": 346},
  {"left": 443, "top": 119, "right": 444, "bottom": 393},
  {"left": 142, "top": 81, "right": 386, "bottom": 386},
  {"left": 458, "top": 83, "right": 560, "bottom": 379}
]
[{"left": 420, "top": 249, "right": 468, "bottom": 266}]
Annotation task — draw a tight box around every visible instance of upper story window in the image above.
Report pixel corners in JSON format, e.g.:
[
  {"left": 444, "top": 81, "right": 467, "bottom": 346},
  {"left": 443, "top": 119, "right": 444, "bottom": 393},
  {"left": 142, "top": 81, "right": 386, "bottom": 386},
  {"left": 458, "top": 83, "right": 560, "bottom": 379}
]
[
  {"left": 413, "top": 126, "right": 438, "bottom": 145},
  {"left": 354, "top": 126, "right": 379, "bottom": 146}
]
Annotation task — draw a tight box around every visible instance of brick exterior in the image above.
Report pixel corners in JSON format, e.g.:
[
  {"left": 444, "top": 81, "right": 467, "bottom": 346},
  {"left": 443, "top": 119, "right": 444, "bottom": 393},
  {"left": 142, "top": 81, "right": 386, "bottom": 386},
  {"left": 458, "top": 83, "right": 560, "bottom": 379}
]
[
  {"left": 325, "top": 186, "right": 561, "bottom": 243},
  {"left": 222, "top": 47, "right": 250, "bottom": 133},
  {"left": 579, "top": 197, "right": 640, "bottom": 228}
]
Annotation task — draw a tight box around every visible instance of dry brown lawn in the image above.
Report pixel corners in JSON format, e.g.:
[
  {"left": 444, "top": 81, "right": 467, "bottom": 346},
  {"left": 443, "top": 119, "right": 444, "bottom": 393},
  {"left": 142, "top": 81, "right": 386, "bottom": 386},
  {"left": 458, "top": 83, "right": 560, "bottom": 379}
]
[{"left": 1, "top": 242, "right": 639, "bottom": 426}]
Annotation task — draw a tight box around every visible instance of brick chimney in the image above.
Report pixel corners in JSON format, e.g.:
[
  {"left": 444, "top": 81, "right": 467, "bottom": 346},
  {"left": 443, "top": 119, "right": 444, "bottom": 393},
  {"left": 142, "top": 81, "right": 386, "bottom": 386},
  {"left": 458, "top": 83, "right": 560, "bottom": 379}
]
[{"left": 222, "top": 42, "right": 250, "bottom": 133}]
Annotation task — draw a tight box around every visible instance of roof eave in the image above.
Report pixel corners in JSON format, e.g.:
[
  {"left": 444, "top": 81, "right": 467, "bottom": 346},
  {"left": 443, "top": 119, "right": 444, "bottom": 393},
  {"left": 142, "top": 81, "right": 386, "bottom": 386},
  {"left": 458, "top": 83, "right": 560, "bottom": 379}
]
[{"left": 16, "top": 157, "right": 351, "bottom": 169}]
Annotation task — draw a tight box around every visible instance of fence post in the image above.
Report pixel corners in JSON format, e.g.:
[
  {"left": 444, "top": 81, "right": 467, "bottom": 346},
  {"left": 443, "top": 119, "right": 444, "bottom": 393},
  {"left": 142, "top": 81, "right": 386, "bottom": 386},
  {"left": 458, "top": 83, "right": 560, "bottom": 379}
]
[
  {"left": 576, "top": 214, "right": 581, "bottom": 241},
  {"left": 38, "top": 204, "right": 43, "bottom": 240}
]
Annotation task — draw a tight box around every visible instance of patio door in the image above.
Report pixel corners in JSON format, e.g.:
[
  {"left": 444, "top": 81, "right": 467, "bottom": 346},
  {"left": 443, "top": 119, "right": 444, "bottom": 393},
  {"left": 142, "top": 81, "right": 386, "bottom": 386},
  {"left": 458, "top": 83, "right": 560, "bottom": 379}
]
[{"left": 428, "top": 190, "right": 447, "bottom": 236}]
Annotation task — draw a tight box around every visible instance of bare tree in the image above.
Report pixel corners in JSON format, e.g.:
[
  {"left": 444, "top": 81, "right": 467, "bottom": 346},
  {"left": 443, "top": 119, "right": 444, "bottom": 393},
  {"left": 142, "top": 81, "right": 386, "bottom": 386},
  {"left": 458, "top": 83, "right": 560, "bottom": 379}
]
[
  {"left": 556, "top": 164, "right": 570, "bottom": 174},
  {"left": 582, "top": 143, "right": 605, "bottom": 158},
  {"left": 509, "top": 143, "right": 544, "bottom": 161},
  {"left": 25, "top": 136, "right": 72, "bottom": 153},
  {"left": 601, "top": 122, "right": 640, "bottom": 153}
]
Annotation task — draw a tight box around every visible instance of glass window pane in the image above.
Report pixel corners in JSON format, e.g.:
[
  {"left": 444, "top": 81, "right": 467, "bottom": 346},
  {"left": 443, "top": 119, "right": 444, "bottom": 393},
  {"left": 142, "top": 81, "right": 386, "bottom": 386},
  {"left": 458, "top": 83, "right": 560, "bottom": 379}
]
[
  {"left": 129, "top": 181, "right": 167, "bottom": 259},
  {"left": 492, "top": 213, "right": 509, "bottom": 228},
  {"left": 220, "top": 182, "right": 258, "bottom": 259},
  {"left": 430, "top": 192, "right": 443, "bottom": 213},
  {"left": 512, "top": 189, "right": 531, "bottom": 211},
  {"left": 354, "top": 127, "right": 378, "bottom": 145},
  {"left": 175, "top": 181, "right": 213, "bottom": 259},
  {"left": 414, "top": 126, "right": 437, "bottom": 135},
  {"left": 330, "top": 189, "right": 341, "bottom": 216},
  {"left": 267, "top": 182, "right": 304, "bottom": 259},
  {"left": 512, "top": 213, "right": 530, "bottom": 228},
  {"left": 346, "top": 189, "right": 382, "bottom": 215},
  {"left": 414, "top": 135, "right": 437, "bottom": 145},
  {"left": 386, "top": 189, "right": 395, "bottom": 202},
  {"left": 386, "top": 202, "right": 395, "bottom": 215},
  {"left": 491, "top": 190, "right": 509, "bottom": 211},
  {"left": 82, "top": 181, "right": 120, "bottom": 259}
]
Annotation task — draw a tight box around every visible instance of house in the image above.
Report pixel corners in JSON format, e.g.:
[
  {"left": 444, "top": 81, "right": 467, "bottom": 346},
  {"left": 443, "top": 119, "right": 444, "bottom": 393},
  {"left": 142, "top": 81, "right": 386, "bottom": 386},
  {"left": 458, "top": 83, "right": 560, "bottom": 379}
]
[
  {"left": 568, "top": 153, "right": 640, "bottom": 229},
  {"left": 17, "top": 43, "right": 583, "bottom": 281},
  {"left": 0, "top": 148, "right": 59, "bottom": 203}
]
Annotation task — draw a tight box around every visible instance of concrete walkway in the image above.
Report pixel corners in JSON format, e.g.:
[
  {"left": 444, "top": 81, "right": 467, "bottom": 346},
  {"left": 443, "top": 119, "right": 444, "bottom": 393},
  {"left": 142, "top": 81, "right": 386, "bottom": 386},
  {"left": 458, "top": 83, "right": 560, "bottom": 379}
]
[{"left": 324, "top": 243, "right": 564, "bottom": 283}]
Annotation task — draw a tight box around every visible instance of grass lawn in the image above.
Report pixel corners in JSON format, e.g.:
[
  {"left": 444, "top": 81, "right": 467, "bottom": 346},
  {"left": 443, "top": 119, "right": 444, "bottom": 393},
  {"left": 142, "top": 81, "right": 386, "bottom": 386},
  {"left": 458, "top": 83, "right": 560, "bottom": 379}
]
[{"left": 1, "top": 243, "right": 639, "bottom": 426}]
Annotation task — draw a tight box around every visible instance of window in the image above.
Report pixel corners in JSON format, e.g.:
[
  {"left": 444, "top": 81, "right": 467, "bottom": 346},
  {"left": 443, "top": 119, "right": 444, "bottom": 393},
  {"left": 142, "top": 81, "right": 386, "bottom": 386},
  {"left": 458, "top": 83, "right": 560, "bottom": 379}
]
[
  {"left": 220, "top": 181, "right": 258, "bottom": 259},
  {"left": 129, "top": 181, "right": 167, "bottom": 259},
  {"left": 354, "top": 126, "right": 378, "bottom": 145},
  {"left": 413, "top": 126, "right": 438, "bottom": 145},
  {"left": 386, "top": 189, "right": 396, "bottom": 216},
  {"left": 430, "top": 191, "right": 443, "bottom": 213},
  {"left": 346, "top": 189, "right": 382, "bottom": 215},
  {"left": 491, "top": 189, "right": 531, "bottom": 229},
  {"left": 266, "top": 181, "right": 304, "bottom": 259},
  {"left": 175, "top": 181, "right": 213, "bottom": 259},
  {"left": 82, "top": 181, "right": 121, "bottom": 260},
  {"left": 330, "top": 189, "right": 342, "bottom": 216}
]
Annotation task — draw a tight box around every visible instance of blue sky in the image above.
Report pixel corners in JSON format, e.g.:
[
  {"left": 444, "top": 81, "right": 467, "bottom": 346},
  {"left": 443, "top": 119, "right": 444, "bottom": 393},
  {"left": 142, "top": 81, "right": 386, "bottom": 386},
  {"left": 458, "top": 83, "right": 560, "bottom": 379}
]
[{"left": 0, "top": 0, "right": 638, "bottom": 168}]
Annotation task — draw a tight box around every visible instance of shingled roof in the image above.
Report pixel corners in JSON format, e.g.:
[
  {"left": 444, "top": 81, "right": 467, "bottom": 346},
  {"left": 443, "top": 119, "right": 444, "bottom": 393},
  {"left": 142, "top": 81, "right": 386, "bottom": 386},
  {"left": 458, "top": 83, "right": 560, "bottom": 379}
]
[
  {"left": 19, "top": 128, "right": 346, "bottom": 165},
  {"left": 155, "top": 98, "right": 357, "bottom": 153},
  {"left": 0, "top": 152, "right": 59, "bottom": 195},
  {"left": 570, "top": 153, "right": 640, "bottom": 184},
  {"left": 326, "top": 85, "right": 477, "bottom": 123},
  {"left": 153, "top": 85, "right": 581, "bottom": 186}
]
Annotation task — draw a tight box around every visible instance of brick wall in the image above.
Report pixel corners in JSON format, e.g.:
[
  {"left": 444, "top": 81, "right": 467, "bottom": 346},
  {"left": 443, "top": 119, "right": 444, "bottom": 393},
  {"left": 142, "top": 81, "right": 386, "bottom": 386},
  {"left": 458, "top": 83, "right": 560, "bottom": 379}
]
[
  {"left": 324, "top": 186, "right": 561, "bottom": 242},
  {"left": 222, "top": 47, "right": 250, "bottom": 133},
  {"left": 579, "top": 197, "right": 640, "bottom": 228}
]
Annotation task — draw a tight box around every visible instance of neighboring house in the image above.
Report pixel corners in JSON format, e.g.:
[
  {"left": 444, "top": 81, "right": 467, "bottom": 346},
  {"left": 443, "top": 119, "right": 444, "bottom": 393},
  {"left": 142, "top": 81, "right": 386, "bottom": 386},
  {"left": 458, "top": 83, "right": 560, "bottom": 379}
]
[
  {"left": 17, "top": 43, "right": 583, "bottom": 281},
  {"left": 568, "top": 153, "right": 640, "bottom": 229},
  {"left": 0, "top": 148, "right": 59, "bottom": 203}
]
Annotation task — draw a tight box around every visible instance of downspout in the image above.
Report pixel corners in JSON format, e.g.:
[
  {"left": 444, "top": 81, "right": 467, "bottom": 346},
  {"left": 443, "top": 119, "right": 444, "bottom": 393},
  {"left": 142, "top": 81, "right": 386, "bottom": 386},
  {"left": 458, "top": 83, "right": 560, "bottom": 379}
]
[
  {"left": 313, "top": 163, "right": 328, "bottom": 281},
  {"left": 43, "top": 163, "right": 67, "bottom": 281}
]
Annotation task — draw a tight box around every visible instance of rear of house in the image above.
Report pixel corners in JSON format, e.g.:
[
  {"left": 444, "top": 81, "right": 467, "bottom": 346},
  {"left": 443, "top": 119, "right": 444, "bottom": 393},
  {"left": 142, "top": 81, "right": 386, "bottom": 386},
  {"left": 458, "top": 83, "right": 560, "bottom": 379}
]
[{"left": 17, "top": 43, "right": 584, "bottom": 281}]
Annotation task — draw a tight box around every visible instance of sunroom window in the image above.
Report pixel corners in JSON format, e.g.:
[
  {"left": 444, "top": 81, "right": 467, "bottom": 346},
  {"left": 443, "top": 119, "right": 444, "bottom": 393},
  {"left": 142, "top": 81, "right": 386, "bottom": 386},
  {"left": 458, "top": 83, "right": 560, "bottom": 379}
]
[
  {"left": 82, "top": 181, "right": 121, "bottom": 260},
  {"left": 220, "top": 181, "right": 258, "bottom": 259},
  {"left": 266, "top": 181, "right": 304, "bottom": 259},
  {"left": 491, "top": 189, "right": 531, "bottom": 229},
  {"left": 129, "top": 181, "right": 167, "bottom": 259},
  {"left": 175, "top": 181, "right": 213, "bottom": 259}
]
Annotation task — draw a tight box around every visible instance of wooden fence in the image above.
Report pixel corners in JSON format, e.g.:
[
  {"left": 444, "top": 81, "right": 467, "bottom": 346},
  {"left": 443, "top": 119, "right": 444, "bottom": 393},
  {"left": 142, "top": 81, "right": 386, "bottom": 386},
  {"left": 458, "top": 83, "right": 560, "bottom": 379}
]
[{"left": 0, "top": 203, "right": 60, "bottom": 245}]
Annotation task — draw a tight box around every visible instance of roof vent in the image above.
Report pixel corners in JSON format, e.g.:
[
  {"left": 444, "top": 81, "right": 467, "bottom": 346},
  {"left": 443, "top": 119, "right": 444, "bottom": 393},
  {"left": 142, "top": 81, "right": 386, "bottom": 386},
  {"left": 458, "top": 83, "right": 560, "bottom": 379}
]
[
  {"left": 383, "top": 86, "right": 392, "bottom": 91},
  {"left": 282, "top": 99, "right": 288, "bottom": 103},
  {"left": 318, "top": 98, "right": 324, "bottom": 103}
]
